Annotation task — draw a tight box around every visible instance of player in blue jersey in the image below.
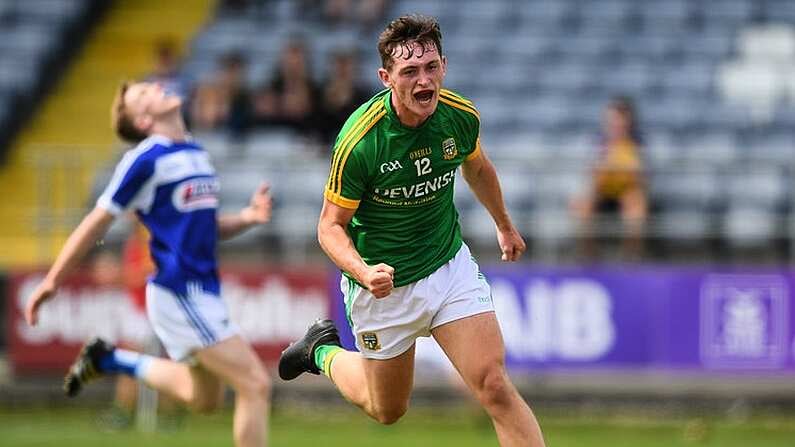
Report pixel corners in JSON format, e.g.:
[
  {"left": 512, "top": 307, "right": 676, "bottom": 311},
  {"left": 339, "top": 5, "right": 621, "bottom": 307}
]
[{"left": 25, "top": 81, "right": 272, "bottom": 447}]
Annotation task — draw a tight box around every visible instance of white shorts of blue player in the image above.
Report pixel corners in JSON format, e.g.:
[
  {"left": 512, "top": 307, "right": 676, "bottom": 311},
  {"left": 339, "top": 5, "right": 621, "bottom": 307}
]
[{"left": 146, "top": 282, "right": 238, "bottom": 362}]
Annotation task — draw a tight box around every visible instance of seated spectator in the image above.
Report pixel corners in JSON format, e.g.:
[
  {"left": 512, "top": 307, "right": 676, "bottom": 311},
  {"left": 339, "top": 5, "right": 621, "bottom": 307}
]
[
  {"left": 570, "top": 96, "right": 648, "bottom": 259},
  {"left": 217, "top": 0, "right": 249, "bottom": 14},
  {"left": 298, "top": 0, "right": 389, "bottom": 29},
  {"left": 144, "top": 37, "right": 193, "bottom": 127},
  {"left": 190, "top": 51, "right": 251, "bottom": 135},
  {"left": 316, "top": 49, "right": 371, "bottom": 146},
  {"left": 251, "top": 38, "right": 318, "bottom": 136},
  {"left": 325, "top": 0, "right": 389, "bottom": 28},
  {"left": 145, "top": 37, "right": 191, "bottom": 101}
]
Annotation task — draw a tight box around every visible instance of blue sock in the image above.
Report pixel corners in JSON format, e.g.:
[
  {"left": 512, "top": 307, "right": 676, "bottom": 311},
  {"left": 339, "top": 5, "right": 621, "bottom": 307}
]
[{"left": 98, "top": 349, "right": 153, "bottom": 379}]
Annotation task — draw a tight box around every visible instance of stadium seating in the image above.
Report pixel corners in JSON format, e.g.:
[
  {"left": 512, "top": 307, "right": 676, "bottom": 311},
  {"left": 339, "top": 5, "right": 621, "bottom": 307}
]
[
  {"left": 0, "top": 0, "right": 98, "bottom": 158},
  {"left": 89, "top": 0, "right": 795, "bottom": 260}
]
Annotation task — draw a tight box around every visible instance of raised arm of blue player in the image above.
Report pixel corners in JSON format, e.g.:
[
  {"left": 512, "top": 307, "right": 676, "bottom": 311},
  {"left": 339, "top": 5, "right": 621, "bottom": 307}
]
[
  {"left": 217, "top": 182, "right": 272, "bottom": 240},
  {"left": 25, "top": 207, "right": 116, "bottom": 325},
  {"left": 461, "top": 145, "right": 526, "bottom": 262}
]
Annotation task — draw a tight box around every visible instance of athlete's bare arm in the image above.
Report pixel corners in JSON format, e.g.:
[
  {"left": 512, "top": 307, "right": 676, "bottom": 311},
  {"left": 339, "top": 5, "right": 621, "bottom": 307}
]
[
  {"left": 317, "top": 198, "right": 394, "bottom": 298},
  {"left": 25, "top": 207, "right": 116, "bottom": 325},
  {"left": 217, "top": 182, "right": 272, "bottom": 240},
  {"left": 461, "top": 147, "right": 526, "bottom": 262}
]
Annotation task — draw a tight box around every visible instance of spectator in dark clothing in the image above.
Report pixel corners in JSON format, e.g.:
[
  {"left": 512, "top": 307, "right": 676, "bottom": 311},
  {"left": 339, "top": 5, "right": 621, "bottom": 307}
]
[
  {"left": 251, "top": 39, "right": 318, "bottom": 135},
  {"left": 145, "top": 37, "right": 191, "bottom": 101},
  {"left": 295, "top": 0, "right": 389, "bottom": 29},
  {"left": 145, "top": 37, "right": 193, "bottom": 126},
  {"left": 190, "top": 51, "right": 251, "bottom": 135},
  {"left": 316, "top": 49, "right": 372, "bottom": 146}
]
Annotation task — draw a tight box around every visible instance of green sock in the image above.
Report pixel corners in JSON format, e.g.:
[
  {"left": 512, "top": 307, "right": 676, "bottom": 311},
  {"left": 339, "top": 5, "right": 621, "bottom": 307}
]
[{"left": 314, "top": 345, "right": 344, "bottom": 376}]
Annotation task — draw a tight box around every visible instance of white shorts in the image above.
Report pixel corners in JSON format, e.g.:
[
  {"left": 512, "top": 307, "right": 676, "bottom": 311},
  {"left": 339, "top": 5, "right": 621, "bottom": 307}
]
[
  {"left": 342, "top": 243, "right": 494, "bottom": 360},
  {"left": 146, "top": 282, "right": 238, "bottom": 362}
]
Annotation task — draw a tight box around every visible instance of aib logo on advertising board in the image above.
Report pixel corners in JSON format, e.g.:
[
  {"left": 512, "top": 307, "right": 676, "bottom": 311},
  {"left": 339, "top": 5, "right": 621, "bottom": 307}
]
[{"left": 700, "top": 275, "right": 789, "bottom": 369}]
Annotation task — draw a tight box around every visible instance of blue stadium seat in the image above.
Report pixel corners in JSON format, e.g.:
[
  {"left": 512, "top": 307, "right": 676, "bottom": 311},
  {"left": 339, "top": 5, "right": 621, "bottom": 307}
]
[
  {"left": 243, "top": 130, "right": 306, "bottom": 162},
  {"left": 762, "top": 0, "right": 795, "bottom": 22},
  {"left": 515, "top": 0, "right": 574, "bottom": 31},
  {"left": 678, "top": 130, "right": 739, "bottom": 168},
  {"left": 532, "top": 169, "right": 587, "bottom": 208},
  {"left": 498, "top": 32, "right": 554, "bottom": 65},
  {"left": 528, "top": 206, "right": 577, "bottom": 243},
  {"left": 12, "top": 0, "right": 86, "bottom": 25},
  {"left": 594, "top": 63, "right": 654, "bottom": 97},
  {"left": 534, "top": 62, "right": 595, "bottom": 96},
  {"left": 640, "top": 96, "right": 705, "bottom": 133},
  {"left": 700, "top": 103, "right": 752, "bottom": 132},
  {"left": 697, "top": 0, "right": 757, "bottom": 26},
  {"left": 650, "top": 169, "right": 721, "bottom": 209},
  {"left": 658, "top": 63, "right": 716, "bottom": 99},
  {"left": 642, "top": 131, "right": 677, "bottom": 168},
  {"left": 653, "top": 209, "right": 715, "bottom": 241},
  {"left": 681, "top": 35, "right": 735, "bottom": 62},
  {"left": 485, "top": 133, "right": 551, "bottom": 164},
  {"left": 0, "top": 54, "right": 42, "bottom": 98},
  {"left": 744, "top": 131, "right": 795, "bottom": 166},
  {"left": 637, "top": 0, "right": 694, "bottom": 32},
  {"left": 556, "top": 37, "right": 618, "bottom": 65},
  {"left": 454, "top": 0, "right": 513, "bottom": 30},
  {"left": 724, "top": 167, "right": 789, "bottom": 209},
  {"left": 217, "top": 165, "right": 272, "bottom": 211},
  {"left": 770, "top": 103, "right": 795, "bottom": 130},
  {"left": 496, "top": 166, "right": 535, "bottom": 210},
  {"left": 516, "top": 94, "right": 572, "bottom": 133},
  {"left": 0, "top": 24, "right": 58, "bottom": 57},
  {"left": 577, "top": 0, "right": 636, "bottom": 29},
  {"left": 722, "top": 206, "right": 780, "bottom": 248},
  {"left": 192, "top": 131, "right": 241, "bottom": 162},
  {"left": 273, "top": 203, "right": 322, "bottom": 246},
  {"left": 616, "top": 35, "right": 681, "bottom": 63}
]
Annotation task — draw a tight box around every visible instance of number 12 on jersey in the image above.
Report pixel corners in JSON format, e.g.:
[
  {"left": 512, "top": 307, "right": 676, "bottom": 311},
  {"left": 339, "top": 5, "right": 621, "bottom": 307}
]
[{"left": 414, "top": 157, "right": 432, "bottom": 176}]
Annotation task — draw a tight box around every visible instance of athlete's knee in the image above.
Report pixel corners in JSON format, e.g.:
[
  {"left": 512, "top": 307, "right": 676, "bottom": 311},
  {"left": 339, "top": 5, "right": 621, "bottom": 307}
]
[
  {"left": 473, "top": 363, "right": 514, "bottom": 410},
  {"left": 238, "top": 370, "right": 271, "bottom": 401},
  {"left": 251, "top": 372, "right": 272, "bottom": 399},
  {"left": 371, "top": 401, "right": 408, "bottom": 425}
]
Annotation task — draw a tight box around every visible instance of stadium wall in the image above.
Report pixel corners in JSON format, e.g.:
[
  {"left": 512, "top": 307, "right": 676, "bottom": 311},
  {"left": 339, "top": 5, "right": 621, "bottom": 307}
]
[{"left": 7, "top": 265, "right": 795, "bottom": 375}]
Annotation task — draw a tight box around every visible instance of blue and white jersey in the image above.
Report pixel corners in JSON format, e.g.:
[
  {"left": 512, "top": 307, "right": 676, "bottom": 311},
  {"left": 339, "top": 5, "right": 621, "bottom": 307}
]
[{"left": 98, "top": 135, "right": 220, "bottom": 297}]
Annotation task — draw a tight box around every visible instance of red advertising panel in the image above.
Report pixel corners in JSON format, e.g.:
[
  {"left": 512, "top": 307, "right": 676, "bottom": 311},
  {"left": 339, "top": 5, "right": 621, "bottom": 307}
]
[{"left": 7, "top": 267, "right": 331, "bottom": 374}]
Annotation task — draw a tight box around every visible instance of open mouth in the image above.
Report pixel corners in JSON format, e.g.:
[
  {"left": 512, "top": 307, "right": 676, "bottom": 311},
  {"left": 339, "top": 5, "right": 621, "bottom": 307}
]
[{"left": 414, "top": 90, "right": 435, "bottom": 104}]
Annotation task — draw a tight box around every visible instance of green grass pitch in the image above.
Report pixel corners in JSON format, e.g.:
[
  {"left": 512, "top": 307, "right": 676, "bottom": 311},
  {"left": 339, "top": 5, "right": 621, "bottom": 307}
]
[{"left": 1, "top": 405, "right": 793, "bottom": 446}]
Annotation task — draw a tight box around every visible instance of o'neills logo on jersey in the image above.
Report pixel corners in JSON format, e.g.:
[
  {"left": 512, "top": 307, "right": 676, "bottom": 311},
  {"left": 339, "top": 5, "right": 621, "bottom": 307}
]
[
  {"left": 172, "top": 177, "right": 220, "bottom": 212},
  {"left": 442, "top": 137, "right": 457, "bottom": 160}
]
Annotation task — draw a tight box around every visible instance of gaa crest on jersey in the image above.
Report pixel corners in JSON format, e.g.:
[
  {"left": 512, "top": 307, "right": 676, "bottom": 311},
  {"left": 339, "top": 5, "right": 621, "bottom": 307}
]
[
  {"left": 172, "top": 177, "right": 220, "bottom": 212},
  {"left": 361, "top": 332, "right": 381, "bottom": 351},
  {"left": 441, "top": 137, "right": 457, "bottom": 160}
]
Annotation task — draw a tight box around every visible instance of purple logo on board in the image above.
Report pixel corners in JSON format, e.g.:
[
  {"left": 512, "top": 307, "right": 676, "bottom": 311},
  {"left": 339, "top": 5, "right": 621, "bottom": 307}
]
[{"left": 700, "top": 275, "right": 789, "bottom": 369}]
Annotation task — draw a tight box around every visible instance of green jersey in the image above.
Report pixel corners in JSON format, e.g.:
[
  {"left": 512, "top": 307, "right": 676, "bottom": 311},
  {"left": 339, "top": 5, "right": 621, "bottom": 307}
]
[{"left": 324, "top": 88, "right": 482, "bottom": 287}]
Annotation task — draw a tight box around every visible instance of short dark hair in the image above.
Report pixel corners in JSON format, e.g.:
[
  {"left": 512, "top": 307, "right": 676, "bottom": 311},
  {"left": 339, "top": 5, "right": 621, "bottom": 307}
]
[
  {"left": 111, "top": 82, "right": 149, "bottom": 143},
  {"left": 378, "top": 14, "right": 442, "bottom": 71},
  {"left": 608, "top": 95, "right": 642, "bottom": 140}
]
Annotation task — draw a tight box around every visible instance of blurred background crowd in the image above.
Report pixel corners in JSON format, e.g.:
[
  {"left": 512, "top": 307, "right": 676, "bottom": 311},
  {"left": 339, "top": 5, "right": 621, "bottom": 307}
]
[
  {"left": 1, "top": 1, "right": 795, "bottom": 442},
  {"left": 3, "top": 0, "right": 795, "bottom": 268}
]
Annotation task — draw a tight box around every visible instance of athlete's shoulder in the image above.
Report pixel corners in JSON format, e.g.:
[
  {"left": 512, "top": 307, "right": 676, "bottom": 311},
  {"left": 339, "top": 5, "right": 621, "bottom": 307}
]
[
  {"left": 122, "top": 134, "right": 172, "bottom": 164},
  {"left": 438, "top": 88, "right": 480, "bottom": 123}
]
